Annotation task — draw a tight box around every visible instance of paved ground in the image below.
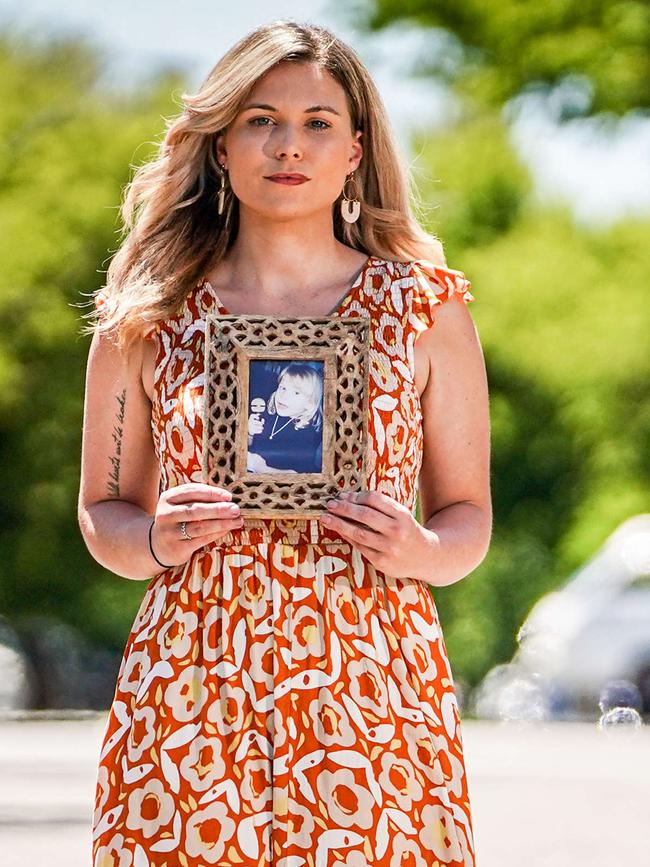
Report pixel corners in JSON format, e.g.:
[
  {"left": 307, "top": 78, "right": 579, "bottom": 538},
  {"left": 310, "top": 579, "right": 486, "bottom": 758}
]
[{"left": 0, "top": 713, "right": 648, "bottom": 866}]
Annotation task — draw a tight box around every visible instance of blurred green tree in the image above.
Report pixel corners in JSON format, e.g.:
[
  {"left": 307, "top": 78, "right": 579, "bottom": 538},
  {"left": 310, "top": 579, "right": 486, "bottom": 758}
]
[
  {"left": 0, "top": 32, "right": 188, "bottom": 652},
  {"left": 351, "top": 0, "right": 650, "bottom": 686},
  {"left": 0, "top": 15, "right": 648, "bottom": 704},
  {"left": 349, "top": 0, "right": 650, "bottom": 117}
]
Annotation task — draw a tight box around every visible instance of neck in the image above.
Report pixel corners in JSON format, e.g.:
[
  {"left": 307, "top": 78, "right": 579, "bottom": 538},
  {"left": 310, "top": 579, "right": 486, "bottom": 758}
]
[{"left": 210, "top": 210, "right": 363, "bottom": 299}]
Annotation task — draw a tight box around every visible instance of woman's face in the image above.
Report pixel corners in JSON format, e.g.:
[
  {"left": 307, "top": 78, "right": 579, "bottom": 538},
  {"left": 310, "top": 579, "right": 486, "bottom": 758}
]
[{"left": 216, "top": 60, "right": 363, "bottom": 221}]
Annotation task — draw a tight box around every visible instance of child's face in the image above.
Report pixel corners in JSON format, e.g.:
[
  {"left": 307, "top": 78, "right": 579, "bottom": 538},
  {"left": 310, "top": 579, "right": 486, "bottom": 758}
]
[{"left": 276, "top": 376, "right": 310, "bottom": 417}]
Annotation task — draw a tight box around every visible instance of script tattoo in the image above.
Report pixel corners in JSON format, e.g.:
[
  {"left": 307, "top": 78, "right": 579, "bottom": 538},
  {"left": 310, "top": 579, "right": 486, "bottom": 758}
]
[{"left": 107, "top": 389, "right": 126, "bottom": 497}]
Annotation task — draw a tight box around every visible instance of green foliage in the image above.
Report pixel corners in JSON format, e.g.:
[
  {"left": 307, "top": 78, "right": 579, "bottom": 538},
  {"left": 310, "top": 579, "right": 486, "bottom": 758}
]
[
  {"left": 379, "top": 3, "right": 650, "bottom": 685},
  {"left": 353, "top": 0, "right": 650, "bottom": 116},
  {"left": 0, "top": 33, "right": 186, "bottom": 646},
  {"left": 412, "top": 111, "right": 533, "bottom": 248},
  {"left": 0, "top": 21, "right": 648, "bottom": 698},
  {"left": 410, "top": 110, "right": 650, "bottom": 687},
  {"left": 379, "top": 0, "right": 650, "bottom": 682}
]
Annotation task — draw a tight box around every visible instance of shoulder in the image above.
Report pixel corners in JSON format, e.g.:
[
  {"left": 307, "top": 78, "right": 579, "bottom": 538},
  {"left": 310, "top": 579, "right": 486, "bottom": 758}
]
[
  {"left": 373, "top": 256, "right": 475, "bottom": 331},
  {"left": 408, "top": 258, "right": 474, "bottom": 306},
  {"left": 92, "top": 287, "right": 161, "bottom": 343}
]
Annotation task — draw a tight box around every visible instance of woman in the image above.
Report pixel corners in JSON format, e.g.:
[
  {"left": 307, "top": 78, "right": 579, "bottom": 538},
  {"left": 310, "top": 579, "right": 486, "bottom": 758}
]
[{"left": 79, "top": 19, "right": 491, "bottom": 867}]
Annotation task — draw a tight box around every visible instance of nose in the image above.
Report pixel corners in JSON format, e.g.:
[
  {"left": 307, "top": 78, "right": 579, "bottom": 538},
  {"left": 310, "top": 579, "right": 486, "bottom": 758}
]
[
  {"left": 275, "top": 145, "right": 301, "bottom": 159},
  {"left": 273, "top": 125, "right": 302, "bottom": 160}
]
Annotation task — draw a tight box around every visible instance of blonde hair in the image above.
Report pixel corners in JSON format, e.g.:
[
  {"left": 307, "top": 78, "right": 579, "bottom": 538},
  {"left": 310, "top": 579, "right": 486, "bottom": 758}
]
[
  {"left": 79, "top": 19, "right": 445, "bottom": 350},
  {"left": 268, "top": 363, "right": 324, "bottom": 431}
]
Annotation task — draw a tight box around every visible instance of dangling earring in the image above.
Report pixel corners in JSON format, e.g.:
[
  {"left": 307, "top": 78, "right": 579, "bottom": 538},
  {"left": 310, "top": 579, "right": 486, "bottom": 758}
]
[
  {"left": 217, "top": 163, "right": 228, "bottom": 216},
  {"left": 340, "top": 171, "right": 361, "bottom": 224}
]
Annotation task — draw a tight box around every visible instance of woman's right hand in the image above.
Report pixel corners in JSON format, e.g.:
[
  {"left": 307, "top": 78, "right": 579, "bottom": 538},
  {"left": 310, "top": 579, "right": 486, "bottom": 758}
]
[{"left": 149, "top": 482, "right": 244, "bottom": 567}]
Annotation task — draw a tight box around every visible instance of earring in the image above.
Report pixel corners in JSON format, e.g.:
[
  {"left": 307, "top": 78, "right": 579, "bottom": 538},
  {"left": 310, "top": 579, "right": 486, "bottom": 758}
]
[
  {"left": 217, "top": 163, "right": 228, "bottom": 216},
  {"left": 340, "top": 171, "right": 361, "bottom": 224}
]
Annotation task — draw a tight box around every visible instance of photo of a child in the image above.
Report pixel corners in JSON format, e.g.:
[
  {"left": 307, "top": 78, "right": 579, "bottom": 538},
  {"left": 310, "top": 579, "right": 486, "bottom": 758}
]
[{"left": 247, "top": 360, "right": 324, "bottom": 474}]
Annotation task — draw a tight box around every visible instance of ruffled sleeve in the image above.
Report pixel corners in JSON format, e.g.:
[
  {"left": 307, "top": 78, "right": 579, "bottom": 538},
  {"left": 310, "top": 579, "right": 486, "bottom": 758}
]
[{"left": 409, "top": 259, "right": 475, "bottom": 331}]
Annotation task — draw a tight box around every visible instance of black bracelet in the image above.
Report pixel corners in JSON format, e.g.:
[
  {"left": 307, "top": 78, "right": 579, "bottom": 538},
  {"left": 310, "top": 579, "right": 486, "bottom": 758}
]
[{"left": 148, "top": 518, "right": 174, "bottom": 569}]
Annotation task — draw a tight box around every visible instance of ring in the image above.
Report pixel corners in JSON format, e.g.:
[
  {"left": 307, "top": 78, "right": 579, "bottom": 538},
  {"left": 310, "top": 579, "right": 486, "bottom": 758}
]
[{"left": 180, "top": 521, "right": 193, "bottom": 541}]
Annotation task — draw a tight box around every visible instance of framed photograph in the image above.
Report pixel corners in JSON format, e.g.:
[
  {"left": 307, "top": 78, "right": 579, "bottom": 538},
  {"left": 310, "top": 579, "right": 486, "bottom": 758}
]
[{"left": 202, "top": 314, "right": 370, "bottom": 518}]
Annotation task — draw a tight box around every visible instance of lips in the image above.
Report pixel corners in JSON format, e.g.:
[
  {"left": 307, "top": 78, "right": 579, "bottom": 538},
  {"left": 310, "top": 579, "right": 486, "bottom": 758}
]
[{"left": 266, "top": 174, "right": 309, "bottom": 184}]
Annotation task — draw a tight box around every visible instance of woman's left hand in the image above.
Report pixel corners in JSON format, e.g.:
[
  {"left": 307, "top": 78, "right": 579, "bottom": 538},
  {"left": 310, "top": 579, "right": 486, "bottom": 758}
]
[{"left": 318, "top": 490, "right": 435, "bottom": 579}]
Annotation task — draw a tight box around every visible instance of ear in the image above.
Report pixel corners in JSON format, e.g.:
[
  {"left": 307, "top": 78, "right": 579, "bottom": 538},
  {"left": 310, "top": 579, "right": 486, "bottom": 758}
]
[
  {"left": 215, "top": 131, "right": 228, "bottom": 166},
  {"left": 349, "top": 129, "right": 363, "bottom": 172}
]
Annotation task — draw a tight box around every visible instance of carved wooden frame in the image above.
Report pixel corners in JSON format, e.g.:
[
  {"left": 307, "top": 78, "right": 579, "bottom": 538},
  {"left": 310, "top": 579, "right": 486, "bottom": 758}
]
[{"left": 202, "top": 314, "right": 370, "bottom": 518}]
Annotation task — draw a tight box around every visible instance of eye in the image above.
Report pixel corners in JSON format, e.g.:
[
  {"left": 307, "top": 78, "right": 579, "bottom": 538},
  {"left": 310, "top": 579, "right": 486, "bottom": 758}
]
[{"left": 247, "top": 117, "right": 331, "bottom": 131}]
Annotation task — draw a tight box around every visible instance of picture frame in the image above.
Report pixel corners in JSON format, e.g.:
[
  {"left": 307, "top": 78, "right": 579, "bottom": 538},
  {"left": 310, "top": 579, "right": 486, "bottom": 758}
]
[{"left": 202, "top": 314, "right": 370, "bottom": 518}]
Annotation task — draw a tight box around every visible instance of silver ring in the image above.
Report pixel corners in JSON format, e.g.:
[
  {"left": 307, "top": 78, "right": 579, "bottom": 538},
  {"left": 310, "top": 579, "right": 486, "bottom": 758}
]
[{"left": 180, "top": 521, "right": 193, "bottom": 541}]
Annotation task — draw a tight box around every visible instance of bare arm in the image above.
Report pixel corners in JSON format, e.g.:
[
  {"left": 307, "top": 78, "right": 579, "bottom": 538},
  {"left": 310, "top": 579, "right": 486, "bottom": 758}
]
[
  {"left": 315, "top": 293, "right": 491, "bottom": 586},
  {"left": 77, "top": 327, "right": 165, "bottom": 580},
  {"left": 78, "top": 325, "right": 246, "bottom": 580},
  {"left": 416, "top": 295, "right": 492, "bottom": 586}
]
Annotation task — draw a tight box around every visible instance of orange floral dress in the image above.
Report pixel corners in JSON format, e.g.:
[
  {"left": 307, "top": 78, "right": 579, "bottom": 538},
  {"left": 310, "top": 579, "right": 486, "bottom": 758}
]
[{"left": 92, "top": 255, "right": 477, "bottom": 867}]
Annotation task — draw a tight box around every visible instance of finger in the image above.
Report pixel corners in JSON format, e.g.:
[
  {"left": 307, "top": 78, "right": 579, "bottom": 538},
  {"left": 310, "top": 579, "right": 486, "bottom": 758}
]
[
  {"left": 164, "top": 483, "right": 234, "bottom": 504},
  {"left": 319, "top": 513, "right": 384, "bottom": 551},
  {"left": 175, "top": 512, "right": 244, "bottom": 538},
  {"left": 353, "top": 542, "right": 383, "bottom": 563},
  {"left": 326, "top": 497, "right": 394, "bottom": 533},
  {"left": 338, "top": 526, "right": 384, "bottom": 557},
  {"left": 339, "top": 490, "right": 406, "bottom": 517},
  {"left": 175, "top": 501, "right": 241, "bottom": 523},
  {"left": 186, "top": 517, "right": 244, "bottom": 540}
]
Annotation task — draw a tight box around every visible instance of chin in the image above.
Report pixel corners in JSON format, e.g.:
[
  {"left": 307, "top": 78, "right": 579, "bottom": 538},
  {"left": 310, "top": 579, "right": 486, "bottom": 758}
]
[{"left": 241, "top": 200, "right": 320, "bottom": 221}]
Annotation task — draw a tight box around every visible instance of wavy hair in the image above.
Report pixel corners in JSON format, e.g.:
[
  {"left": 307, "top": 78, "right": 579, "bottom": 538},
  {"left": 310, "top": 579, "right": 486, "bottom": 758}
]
[{"left": 79, "top": 19, "right": 445, "bottom": 350}]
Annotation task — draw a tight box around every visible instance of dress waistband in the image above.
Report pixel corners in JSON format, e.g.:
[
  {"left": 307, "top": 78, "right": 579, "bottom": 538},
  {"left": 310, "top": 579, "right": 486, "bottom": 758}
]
[{"left": 211, "top": 517, "right": 348, "bottom": 550}]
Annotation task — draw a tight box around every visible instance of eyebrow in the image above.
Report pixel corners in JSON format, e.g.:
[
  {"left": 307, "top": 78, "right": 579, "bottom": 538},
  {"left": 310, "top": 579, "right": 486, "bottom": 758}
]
[{"left": 241, "top": 102, "right": 341, "bottom": 117}]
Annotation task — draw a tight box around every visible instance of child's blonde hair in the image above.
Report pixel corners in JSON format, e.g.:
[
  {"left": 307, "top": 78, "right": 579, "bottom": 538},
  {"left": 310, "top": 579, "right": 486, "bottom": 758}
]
[{"left": 268, "top": 363, "right": 323, "bottom": 431}]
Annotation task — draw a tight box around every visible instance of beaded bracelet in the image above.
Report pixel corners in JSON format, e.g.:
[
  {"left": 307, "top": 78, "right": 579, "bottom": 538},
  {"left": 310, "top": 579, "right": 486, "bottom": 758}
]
[{"left": 148, "top": 518, "right": 174, "bottom": 569}]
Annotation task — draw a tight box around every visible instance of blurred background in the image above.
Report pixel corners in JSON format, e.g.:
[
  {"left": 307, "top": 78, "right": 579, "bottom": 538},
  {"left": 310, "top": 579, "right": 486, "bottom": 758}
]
[
  {"left": 0, "top": 1, "right": 649, "bottom": 864},
  {"left": 2, "top": 0, "right": 649, "bottom": 725}
]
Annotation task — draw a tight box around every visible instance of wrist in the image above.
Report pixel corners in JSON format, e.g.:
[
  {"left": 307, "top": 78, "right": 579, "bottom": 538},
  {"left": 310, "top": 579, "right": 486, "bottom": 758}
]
[
  {"left": 148, "top": 517, "right": 174, "bottom": 570},
  {"left": 411, "top": 523, "right": 440, "bottom": 585}
]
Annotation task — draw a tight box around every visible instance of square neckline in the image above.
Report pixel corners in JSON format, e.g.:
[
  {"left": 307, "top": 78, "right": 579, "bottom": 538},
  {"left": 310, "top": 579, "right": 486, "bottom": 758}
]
[{"left": 200, "top": 254, "right": 380, "bottom": 318}]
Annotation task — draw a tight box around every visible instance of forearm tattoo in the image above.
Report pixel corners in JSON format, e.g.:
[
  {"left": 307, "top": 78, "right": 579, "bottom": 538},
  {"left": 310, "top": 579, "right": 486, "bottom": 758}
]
[{"left": 107, "top": 389, "right": 126, "bottom": 497}]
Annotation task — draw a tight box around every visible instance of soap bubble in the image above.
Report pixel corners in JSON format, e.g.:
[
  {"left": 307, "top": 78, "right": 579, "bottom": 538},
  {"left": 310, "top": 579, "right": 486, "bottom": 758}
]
[
  {"left": 598, "top": 706, "right": 643, "bottom": 733},
  {"left": 470, "top": 663, "right": 551, "bottom": 723},
  {"left": 598, "top": 679, "right": 643, "bottom": 714},
  {"left": 497, "top": 672, "right": 550, "bottom": 723}
]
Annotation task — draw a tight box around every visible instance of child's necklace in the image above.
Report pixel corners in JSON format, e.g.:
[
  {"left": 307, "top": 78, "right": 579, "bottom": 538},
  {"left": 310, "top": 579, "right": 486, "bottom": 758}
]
[{"left": 269, "top": 414, "right": 295, "bottom": 439}]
